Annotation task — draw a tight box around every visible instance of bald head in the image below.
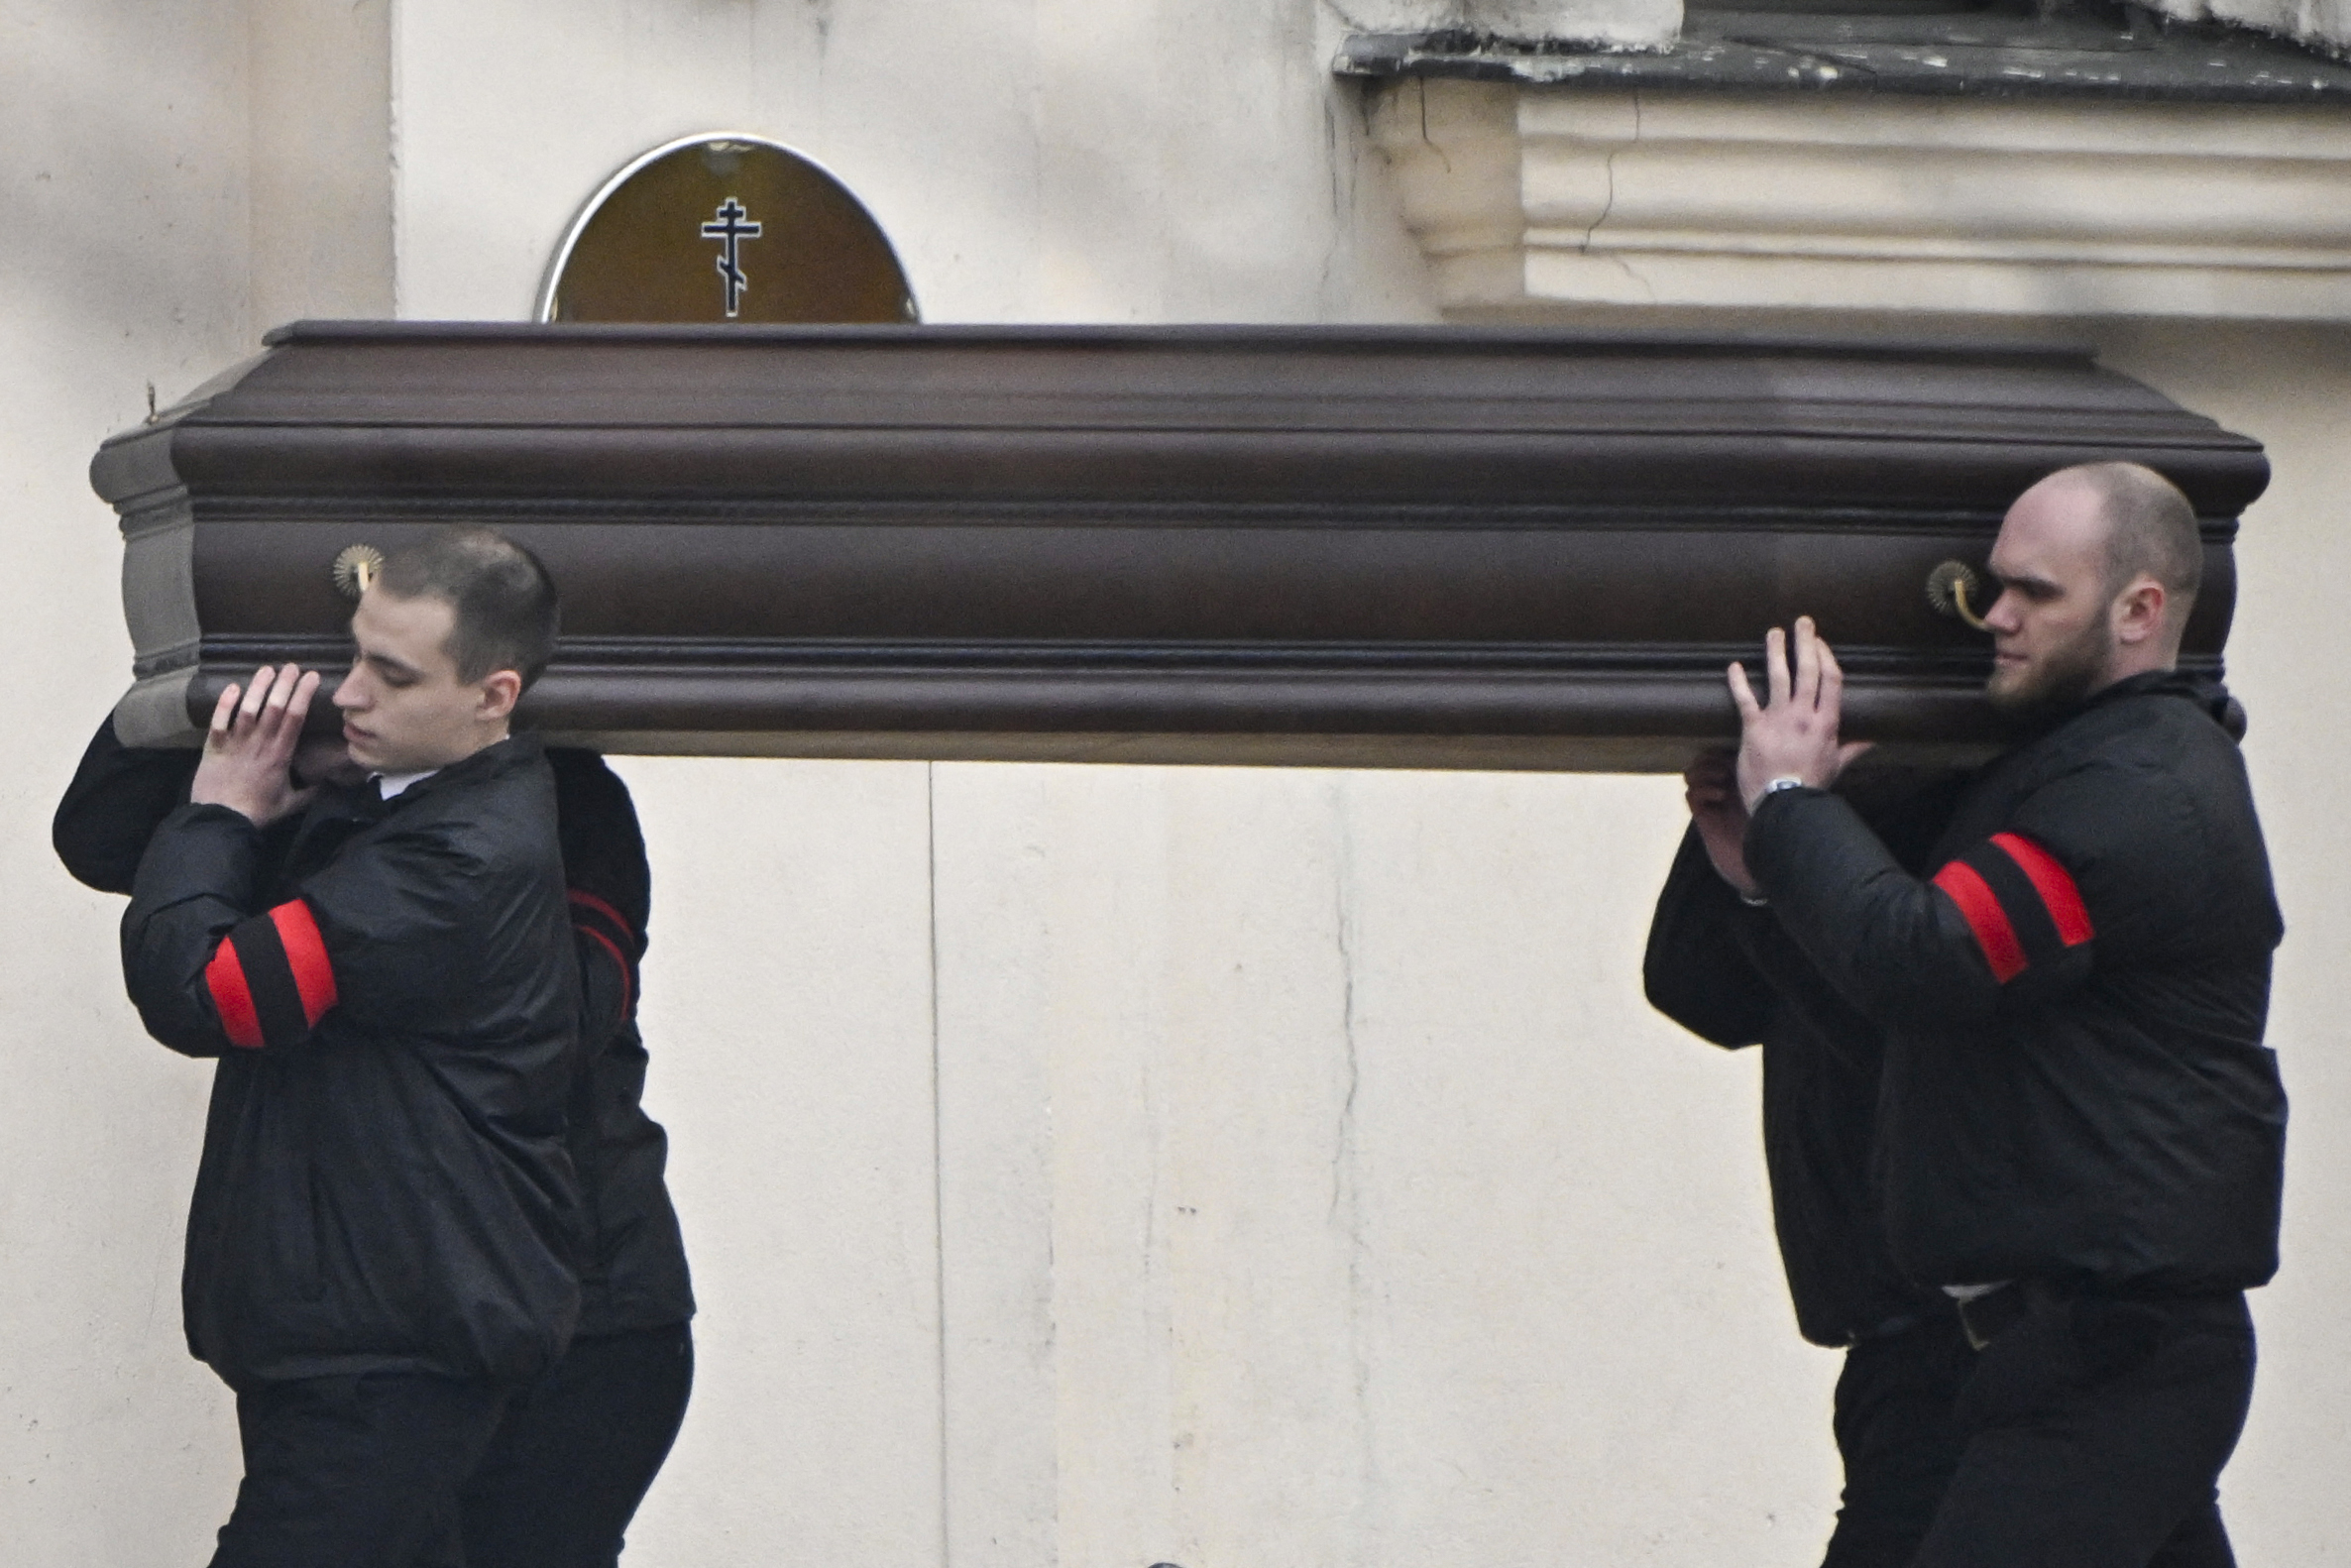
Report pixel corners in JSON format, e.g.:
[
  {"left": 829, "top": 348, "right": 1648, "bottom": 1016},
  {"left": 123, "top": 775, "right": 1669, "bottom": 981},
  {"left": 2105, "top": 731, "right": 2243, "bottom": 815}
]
[
  {"left": 1981, "top": 463, "right": 2201, "bottom": 714},
  {"left": 2061, "top": 461, "right": 2203, "bottom": 616}
]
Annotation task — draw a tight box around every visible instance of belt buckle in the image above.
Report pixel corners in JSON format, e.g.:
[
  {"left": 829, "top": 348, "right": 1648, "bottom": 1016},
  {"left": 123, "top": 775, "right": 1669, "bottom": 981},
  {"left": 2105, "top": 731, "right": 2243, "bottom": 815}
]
[
  {"left": 1947, "top": 1288, "right": 2040, "bottom": 1354},
  {"left": 1957, "top": 1283, "right": 2031, "bottom": 1351}
]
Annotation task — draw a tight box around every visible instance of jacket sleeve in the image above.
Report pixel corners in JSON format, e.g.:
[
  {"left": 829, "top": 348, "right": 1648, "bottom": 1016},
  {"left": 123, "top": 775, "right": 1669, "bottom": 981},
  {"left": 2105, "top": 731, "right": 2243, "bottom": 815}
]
[
  {"left": 55, "top": 716, "right": 199, "bottom": 895},
  {"left": 120, "top": 805, "right": 278, "bottom": 1058},
  {"left": 569, "top": 901, "right": 640, "bottom": 1051},
  {"left": 125, "top": 806, "right": 524, "bottom": 1058},
  {"left": 1642, "top": 826, "right": 1773, "bottom": 1050},
  {"left": 1745, "top": 760, "right": 2203, "bottom": 1032},
  {"left": 548, "top": 749, "right": 648, "bottom": 1050}
]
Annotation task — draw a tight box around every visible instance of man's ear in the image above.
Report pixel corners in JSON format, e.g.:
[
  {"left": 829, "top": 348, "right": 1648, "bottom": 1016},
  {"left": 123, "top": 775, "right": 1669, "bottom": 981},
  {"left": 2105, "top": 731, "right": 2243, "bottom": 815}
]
[
  {"left": 2111, "top": 576, "right": 2168, "bottom": 647},
  {"left": 478, "top": 669, "right": 523, "bottom": 724}
]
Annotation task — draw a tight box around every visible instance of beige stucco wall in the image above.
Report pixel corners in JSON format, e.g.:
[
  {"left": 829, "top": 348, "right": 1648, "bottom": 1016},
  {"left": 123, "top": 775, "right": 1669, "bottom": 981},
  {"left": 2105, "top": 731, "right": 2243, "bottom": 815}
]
[
  {"left": 3, "top": 6, "right": 269, "bottom": 1558},
  {"left": 2, "top": 4, "right": 2345, "bottom": 1567}
]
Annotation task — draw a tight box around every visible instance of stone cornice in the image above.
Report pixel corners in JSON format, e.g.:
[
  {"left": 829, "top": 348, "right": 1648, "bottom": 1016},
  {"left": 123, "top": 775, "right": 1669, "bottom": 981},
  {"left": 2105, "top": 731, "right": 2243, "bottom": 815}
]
[
  {"left": 1340, "top": 19, "right": 2351, "bottom": 101},
  {"left": 1367, "top": 77, "right": 2351, "bottom": 319}
]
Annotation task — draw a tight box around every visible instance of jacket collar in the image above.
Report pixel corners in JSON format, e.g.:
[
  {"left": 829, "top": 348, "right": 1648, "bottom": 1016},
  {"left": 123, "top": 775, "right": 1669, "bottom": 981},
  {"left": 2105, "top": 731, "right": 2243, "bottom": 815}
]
[
  {"left": 310, "top": 733, "right": 543, "bottom": 827},
  {"left": 387, "top": 731, "right": 542, "bottom": 805},
  {"left": 2030, "top": 667, "right": 2248, "bottom": 744}
]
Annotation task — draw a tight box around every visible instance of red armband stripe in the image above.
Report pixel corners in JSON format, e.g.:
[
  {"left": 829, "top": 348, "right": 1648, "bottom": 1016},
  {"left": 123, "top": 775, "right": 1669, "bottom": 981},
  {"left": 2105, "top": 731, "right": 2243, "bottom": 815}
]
[
  {"left": 567, "top": 889, "right": 636, "bottom": 948},
  {"left": 1989, "top": 833, "right": 2094, "bottom": 949},
  {"left": 267, "top": 900, "right": 338, "bottom": 1026},
  {"left": 1932, "top": 859, "right": 2029, "bottom": 983},
  {"left": 577, "top": 923, "right": 633, "bottom": 1024},
  {"left": 204, "top": 941, "right": 266, "bottom": 1051}
]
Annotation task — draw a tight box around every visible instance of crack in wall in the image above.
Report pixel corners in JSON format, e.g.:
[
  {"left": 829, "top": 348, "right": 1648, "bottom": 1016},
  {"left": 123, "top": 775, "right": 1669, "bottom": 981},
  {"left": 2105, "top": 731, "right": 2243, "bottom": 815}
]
[
  {"left": 1580, "top": 87, "right": 1638, "bottom": 252},
  {"left": 1329, "top": 789, "right": 1361, "bottom": 1229},
  {"left": 1414, "top": 78, "right": 1456, "bottom": 175},
  {"left": 1316, "top": 0, "right": 1391, "bottom": 31},
  {"left": 1318, "top": 90, "right": 1355, "bottom": 310},
  {"left": 1327, "top": 781, "right": 1383, "bottom": 1556},
  {"left": 925, "top": 761, "right": 952, "bottom": 1568}
]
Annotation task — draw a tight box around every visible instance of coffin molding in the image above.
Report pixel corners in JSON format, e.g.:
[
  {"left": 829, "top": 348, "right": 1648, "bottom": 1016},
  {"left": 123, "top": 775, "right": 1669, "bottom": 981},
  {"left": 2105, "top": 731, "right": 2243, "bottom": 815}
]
[
  {"left": 1366, "top": 78, "right": 2351, "bottom": 321},
  {"left": 91, "top": 323, "right": 2264, "bottom": 770}
]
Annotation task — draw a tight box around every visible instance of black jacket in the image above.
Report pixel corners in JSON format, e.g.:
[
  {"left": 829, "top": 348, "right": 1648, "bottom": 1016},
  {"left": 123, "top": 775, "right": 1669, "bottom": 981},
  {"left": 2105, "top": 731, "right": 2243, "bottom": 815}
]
[
  {"left": 120, "top": 734, "right": 584, "bottom": 1386},
  {"left": 1747, "top": 671, "right": 2287, "bottom": 1296},
  {"left": 56, "top": 721, "right": 694, "bottom": 1340},
  {"left": 541, "top": 749, "right": 696, "bottom": 1336},
  {"left": 1643, "top": 775, "right": 1964, "bottom": 1345}
]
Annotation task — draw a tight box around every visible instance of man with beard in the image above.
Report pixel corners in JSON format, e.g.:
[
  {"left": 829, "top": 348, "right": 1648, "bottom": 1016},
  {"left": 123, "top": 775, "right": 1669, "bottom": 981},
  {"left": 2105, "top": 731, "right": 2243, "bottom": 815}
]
[{"left": 1726, "top": 463, "right": 2287, "bottom": 1566}]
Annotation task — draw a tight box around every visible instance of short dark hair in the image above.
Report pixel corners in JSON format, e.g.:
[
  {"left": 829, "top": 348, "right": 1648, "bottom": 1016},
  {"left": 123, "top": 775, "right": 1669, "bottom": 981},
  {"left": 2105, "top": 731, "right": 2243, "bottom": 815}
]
[
  {"left": 374, "top": 526, "right": 561, "bottom": 688},
  {"left": 2062, "top": 462, "right": 2203, "bottom": 611}
]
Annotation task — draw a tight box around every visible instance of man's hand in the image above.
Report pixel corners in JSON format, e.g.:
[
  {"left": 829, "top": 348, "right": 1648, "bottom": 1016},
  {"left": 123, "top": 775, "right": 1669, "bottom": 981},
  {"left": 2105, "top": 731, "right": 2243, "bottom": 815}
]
[
  {"left": 1684, "top": 747, "right": 1759, "bottom": 898},
  {"left": 1730, "top": 617, "right": 1872, "bottom": 815},
  {"left": 189, "top": 665, "right": 321, "bottom": 827}
]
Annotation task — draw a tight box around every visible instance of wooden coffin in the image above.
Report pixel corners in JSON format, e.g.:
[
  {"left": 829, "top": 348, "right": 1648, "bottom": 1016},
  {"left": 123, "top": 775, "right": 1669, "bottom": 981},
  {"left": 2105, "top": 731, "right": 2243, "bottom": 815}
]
[{"left": 91, "top": 323, "right": 2266, "bottom": 770}]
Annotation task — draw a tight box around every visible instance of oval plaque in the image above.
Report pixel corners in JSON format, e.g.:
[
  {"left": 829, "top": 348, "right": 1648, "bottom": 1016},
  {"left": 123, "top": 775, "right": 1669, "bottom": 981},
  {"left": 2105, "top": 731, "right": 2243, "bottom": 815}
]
[{"left": 537, "top": 134, "right": 918, "bottom": 324}]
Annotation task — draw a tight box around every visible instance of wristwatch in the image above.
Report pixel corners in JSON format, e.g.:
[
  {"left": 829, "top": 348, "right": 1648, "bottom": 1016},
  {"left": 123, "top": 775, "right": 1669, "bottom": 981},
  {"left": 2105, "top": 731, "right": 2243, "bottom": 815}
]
[
  {"left": 1737, "top": 778, "right": 1808, "bottom": 906},
  {"left": 1744, "top": 773, "right": 1808, "bottom": 820}
]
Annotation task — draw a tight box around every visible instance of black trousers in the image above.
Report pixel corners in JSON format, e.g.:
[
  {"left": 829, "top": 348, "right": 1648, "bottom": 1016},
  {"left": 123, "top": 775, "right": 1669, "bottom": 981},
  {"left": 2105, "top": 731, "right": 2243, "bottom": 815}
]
[
  {"left": 1912, "top": 1291, "right": 2257, "bottom": 1568},
  {"left": 211, "top": 1371, "right": 513, "bottom": 1568},
  {"left": 1822, "top": 1310, "right": 1977, "bottom": 1568},
  {"left": 210, "top": 1323, "right": 693, "bottom": 1568},
  {"left": 458, "top": 1321, "right": 696, "bottom": 1568}
]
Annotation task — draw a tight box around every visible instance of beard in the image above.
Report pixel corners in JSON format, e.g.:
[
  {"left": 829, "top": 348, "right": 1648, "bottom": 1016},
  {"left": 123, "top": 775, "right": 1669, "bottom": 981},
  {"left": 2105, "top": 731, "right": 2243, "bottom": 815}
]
[{"left": 1986, "top": 616, "right": 2112, "bottom": 722}]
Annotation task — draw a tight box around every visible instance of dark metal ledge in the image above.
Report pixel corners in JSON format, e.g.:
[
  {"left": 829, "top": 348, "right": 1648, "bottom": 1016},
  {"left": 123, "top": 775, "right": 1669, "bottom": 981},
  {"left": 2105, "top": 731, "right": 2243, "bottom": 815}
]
[{"left": 1337, "top": 12, "right": 2351, "bottom": 101}]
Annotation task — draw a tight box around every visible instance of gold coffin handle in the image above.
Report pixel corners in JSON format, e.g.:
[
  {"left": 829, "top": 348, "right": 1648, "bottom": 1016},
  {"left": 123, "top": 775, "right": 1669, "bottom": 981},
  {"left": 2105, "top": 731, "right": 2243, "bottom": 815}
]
[
  {"left": 1926, "top": 560, "right": 1992, "bottom": 632},
  {"left": 332, "top": 544, "right": 385, "bottom": 603}
]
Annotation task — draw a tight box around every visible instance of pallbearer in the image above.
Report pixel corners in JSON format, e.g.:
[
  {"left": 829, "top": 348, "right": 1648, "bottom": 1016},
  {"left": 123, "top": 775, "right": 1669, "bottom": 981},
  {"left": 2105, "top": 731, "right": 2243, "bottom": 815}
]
[
  {"left": 113, "top": 528, "right": 587, "bottom": 1567},
  {"left": 458, "top": 744, "right": 697, "bottom": 1568},
  {"left": 1729, "top": 465, "right": 2287, "bottom": 1567},
  {"left": 56, "top": 731, "right": 695, "bottom": 1568},
  {"left": 1644, "top": 753, "right": 1975, "bottom": 1567}
]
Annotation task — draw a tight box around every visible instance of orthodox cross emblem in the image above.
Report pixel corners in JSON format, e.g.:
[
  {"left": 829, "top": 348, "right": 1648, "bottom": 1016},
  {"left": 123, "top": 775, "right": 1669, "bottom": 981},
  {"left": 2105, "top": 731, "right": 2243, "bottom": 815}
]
[{"left": 698, "top": 197, "right": 763, "bottom": 318}]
